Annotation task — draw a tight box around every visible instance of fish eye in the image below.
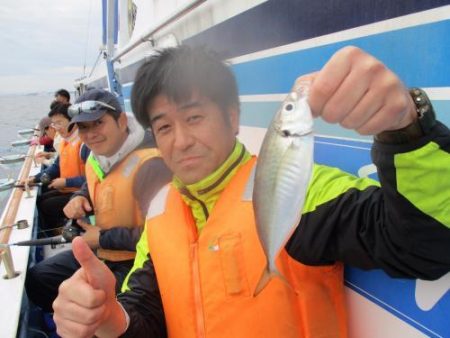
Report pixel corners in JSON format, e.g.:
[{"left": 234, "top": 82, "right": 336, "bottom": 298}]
[{"left": 284, "top": 103, "right": 295, "bottom": 111}]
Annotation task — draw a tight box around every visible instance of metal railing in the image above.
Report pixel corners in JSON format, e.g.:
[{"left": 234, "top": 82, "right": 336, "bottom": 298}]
[{"left": 112, "top": 0, "right": 207, "bottom": 62}]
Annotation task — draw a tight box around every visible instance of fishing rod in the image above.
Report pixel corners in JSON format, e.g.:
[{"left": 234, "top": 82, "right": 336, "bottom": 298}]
[
  {"left": 1, "top": 219, "right": 83, "bottom": 247},
  {"left": 0, "top": 219, "right": 29, "bottom": 231}
]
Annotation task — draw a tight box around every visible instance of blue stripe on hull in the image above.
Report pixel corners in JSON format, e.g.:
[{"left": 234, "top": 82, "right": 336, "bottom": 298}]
[
  {"left": 240, "top": 101, "right": 371, "bottom": 139},
  {"left": 434, "top": 101, "right": 450, "bottom": 126},
  {"left": 232, "top": 20, "right": 450, "bottom": 95},
  {"left": 240, "top": 99, "right": 450, "bottom": 139},
  {"left": 345, "top": 268, "right": 449, "bottom": 338},
  {"left": 185, "top": 0, "right": 450, "bottom": 59}
]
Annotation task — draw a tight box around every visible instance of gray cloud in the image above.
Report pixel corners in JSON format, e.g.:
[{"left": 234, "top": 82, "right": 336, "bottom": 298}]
[{"left": 0, "top": 0, "right": 102, "bottom": 94}]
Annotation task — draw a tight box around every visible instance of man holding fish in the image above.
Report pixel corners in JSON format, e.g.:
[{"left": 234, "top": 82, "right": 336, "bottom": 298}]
[{"left": 52, "top": 45, "right": 450, "bottom": 338}]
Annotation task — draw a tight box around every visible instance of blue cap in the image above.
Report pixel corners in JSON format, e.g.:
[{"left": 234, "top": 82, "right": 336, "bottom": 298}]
[{"left": 69, "top": 89, "right": 123, "bottom": 126}]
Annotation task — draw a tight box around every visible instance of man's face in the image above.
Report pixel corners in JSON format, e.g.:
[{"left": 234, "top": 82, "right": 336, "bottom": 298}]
[
  {"left": 148, "top": 94, "right": 239, "bottom": 185},
  {"left": 44, "top": 125, "right": 57, "bottom": 139},
  {"left": 50, "top": 114, "right": 70, "bottom": 138},
  {"left": 77, "top": 113, "right": 128, "bottom": 157},
  {"left": 55, "top": 94, "right": 69, "bottom": 104}
]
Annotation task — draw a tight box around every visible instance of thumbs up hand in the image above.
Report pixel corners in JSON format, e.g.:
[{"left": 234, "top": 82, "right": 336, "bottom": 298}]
[{"left": 53, "top": 237, "right": 127, "bottom": 338}]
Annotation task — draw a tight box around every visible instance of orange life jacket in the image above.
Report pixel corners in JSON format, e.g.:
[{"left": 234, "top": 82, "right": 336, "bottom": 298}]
[
  {"left": 58, "top": 139, "right": 85, "bottom": 193},
  {"left": 86, "top": 148, "right": 160, "bottom": 262},
  {"left": 146, "top": 157, "right": 347, "bottom": 338}
]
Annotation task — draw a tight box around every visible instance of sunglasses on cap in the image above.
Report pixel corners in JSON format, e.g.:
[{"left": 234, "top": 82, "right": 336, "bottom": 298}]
[{"left": 68, "top": 100, "right": 117, "bottom": 118}]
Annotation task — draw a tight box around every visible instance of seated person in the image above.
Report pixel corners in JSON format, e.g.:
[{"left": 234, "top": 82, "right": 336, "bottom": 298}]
[
  {"left": 25, "top": 89, "right": 172, "bottom": 314},
  {"left": 27, "top": 103, "right": 89, "bottom": 235},
  {"left": 34, "top": 116, "right": 57, "bottom": 166}
]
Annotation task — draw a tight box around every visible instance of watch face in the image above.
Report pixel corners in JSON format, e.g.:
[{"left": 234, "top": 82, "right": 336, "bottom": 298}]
[{"left": 410, "top": 88, "right": 436, "bottom": 133}]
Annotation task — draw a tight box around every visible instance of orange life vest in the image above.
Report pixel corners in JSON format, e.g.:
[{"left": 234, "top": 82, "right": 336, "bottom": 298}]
[
  {"left": 146, "top": 157, "right": 347, "bottom": 338},
  {"left": 86, "top": 148, "right": 160, "bottom": 262},
  {"left": 58, "top": 139, "right": 85, "bottom": 193}
]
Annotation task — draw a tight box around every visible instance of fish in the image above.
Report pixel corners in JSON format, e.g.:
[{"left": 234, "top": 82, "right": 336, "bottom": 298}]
[{"left": 253, "top": 82, "right": 314, "bottom": 295}]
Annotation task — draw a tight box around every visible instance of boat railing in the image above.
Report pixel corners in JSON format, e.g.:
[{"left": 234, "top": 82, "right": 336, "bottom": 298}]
[
  {"left": 0, "top": 131, "right": 42, "bottom": 338},
  {"left": 0, "top": 143, "right": 38, "bottom": 246},
  {"left": 112, "top": 0, "right": 207, "bottom": 63}
]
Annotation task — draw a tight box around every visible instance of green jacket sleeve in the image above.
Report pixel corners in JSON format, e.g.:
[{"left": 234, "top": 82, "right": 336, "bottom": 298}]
[{"left": 286, "top": 121, "right": 450, "bottom": 280}]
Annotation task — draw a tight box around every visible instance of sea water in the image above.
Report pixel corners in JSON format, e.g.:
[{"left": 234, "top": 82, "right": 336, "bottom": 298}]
[{"left": 0, "top": 93, "right": 54, "bottom": 213}]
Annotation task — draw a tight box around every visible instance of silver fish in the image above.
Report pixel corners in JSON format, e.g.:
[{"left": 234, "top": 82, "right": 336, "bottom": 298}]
[{"left": 253, "top": 83, "right": 314, "bottom": 294}]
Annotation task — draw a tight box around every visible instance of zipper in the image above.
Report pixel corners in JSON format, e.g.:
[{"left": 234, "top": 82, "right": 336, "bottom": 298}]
[
  {"left": 191, "top": 242, "right": 206, "bottom": 338},
  {"left": 180, "top": 187, "right": 209, "bottom": 220}
]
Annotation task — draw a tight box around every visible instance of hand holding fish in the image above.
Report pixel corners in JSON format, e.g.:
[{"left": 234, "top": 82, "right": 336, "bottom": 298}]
[{"left": 300, "top": 46, "right": 417, "bottom": 135}]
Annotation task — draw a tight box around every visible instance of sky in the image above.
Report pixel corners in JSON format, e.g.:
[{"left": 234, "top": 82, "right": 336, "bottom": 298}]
[{"left": 0, "top": 0, "right": 102, "bottom": 95}]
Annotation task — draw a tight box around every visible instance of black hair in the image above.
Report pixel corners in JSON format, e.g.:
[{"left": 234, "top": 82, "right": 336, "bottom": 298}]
[
  {"left": 48, "top": 103, "right": 71, "bottom": 121},
  {"left": 131, "top": 45, "right": 240, "bottom": 128},
  {"left": 55, "top": 89, "right": 71, "bottom": 102},
  {"left": 49, "top": 100, "right": 59, "bottom": 110}
]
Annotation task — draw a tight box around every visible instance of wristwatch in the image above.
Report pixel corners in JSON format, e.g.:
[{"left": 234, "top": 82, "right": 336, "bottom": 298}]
[{"left": 375, "top": 88, "right": 436, "bottom": 144}]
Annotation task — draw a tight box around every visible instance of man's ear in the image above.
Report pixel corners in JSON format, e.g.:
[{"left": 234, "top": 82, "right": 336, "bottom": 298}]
[
  {"left": 229, "top": 106, "right": 240, "bottom": 136},
  {"left": 118, "top": 112, "right": 128, "bottom": 132}
]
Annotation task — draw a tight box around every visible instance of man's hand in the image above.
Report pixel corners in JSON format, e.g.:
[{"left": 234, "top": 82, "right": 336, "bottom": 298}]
[
  {"left": 296, "top": 46, "right": 417, "bottom": 135},
  {"left": 21, "top": 176, "right": 35, "bottom": 185},
  {"left": 79, "top": 219, "right": 101, "bottom": 249},
  {"left": 34, "top": 151, "right": 53, "bottom": 164},
  {"left": 53, "top": 237, "right": 127, "bottom": 338},
  {"left": 64, "top": 196, "right": 92, "bottom": 219},
  {"left": 48, "top": 177, "right": 66, "bottom": 189}
]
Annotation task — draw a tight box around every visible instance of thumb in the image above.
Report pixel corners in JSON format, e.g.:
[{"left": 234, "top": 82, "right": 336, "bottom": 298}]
[
  {"left": 76, "top": 218, "right": 91, "bottom": 231},
  {"left": 72, "top": 237, "right": 107, "bottom": 290},
  {"left": 293, "top": 71, "right": 320, "bottom": 117},
  {"left": 82, "top": 198, "right": 92, "bottom": 212},
  {"left": 294, "top": 71, "right": 318, "bottom": 85}
]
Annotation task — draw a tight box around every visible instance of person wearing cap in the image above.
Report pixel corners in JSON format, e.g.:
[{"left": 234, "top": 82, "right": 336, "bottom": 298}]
[
  {"left": 33, "top": 116, "right": 57, "bottom": 166},
  {"left": 25, "top": 89, "right": 172, "bottom": 316},
  {"left": 37, "top": 117, "right": 55, "bottom": 151},
  {"left": 25, "top": 103, "right": 90, "bottom": 235}
]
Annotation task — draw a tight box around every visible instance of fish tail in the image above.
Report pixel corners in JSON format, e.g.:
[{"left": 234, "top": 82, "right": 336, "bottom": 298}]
[
  {"left": 253, "top": 267, "right": 272, "bottom": 296},
  {"left": 253, "top": 264, "right": 292, "bottom": 296}
]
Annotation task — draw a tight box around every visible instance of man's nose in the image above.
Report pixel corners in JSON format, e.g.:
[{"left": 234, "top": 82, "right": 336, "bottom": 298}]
[
  {"left": 173, "top": 124, "right": 194, "bottom": 150},
  {"left": 80, "top": 127, "right": 97, "bottom": 139}
]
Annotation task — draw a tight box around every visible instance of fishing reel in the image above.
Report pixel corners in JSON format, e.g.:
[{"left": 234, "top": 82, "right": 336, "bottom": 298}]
[
  {"left": 61, "top": 219, "right": 84, "bottom": 242},
  {"left": 40, "top": 172, "right": 52, "bottom": 185}
]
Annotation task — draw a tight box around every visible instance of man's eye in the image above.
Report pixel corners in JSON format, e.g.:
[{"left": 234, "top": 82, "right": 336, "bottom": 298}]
[
  {"left": 187, "top": 115, "right": 202, "bottom": 123},
  {"left": 156, "top": 124, "right": 171, "bottom": 134}
]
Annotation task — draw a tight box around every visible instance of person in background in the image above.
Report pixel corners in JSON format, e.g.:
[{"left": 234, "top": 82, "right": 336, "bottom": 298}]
[
  {"left": 26, "top": 89, "right": 172, "bottom": 317},
  {"left": 37, "top": 117, "right": 55, "bottom": 151},
  {"left": 53, "top": 46, "right": 450, "bottom": 338},
  {"left": 33, "top": 116, "right": 57, "bottom": 166},
  {"left": 26, "top": 103, "right": 89, "bottom": 235},
  {"left": 48, "top": 92, "right": 71, "bottom": 158},
  {"left": 54, "top": 88, "right": 71, "bottom": 105}
]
